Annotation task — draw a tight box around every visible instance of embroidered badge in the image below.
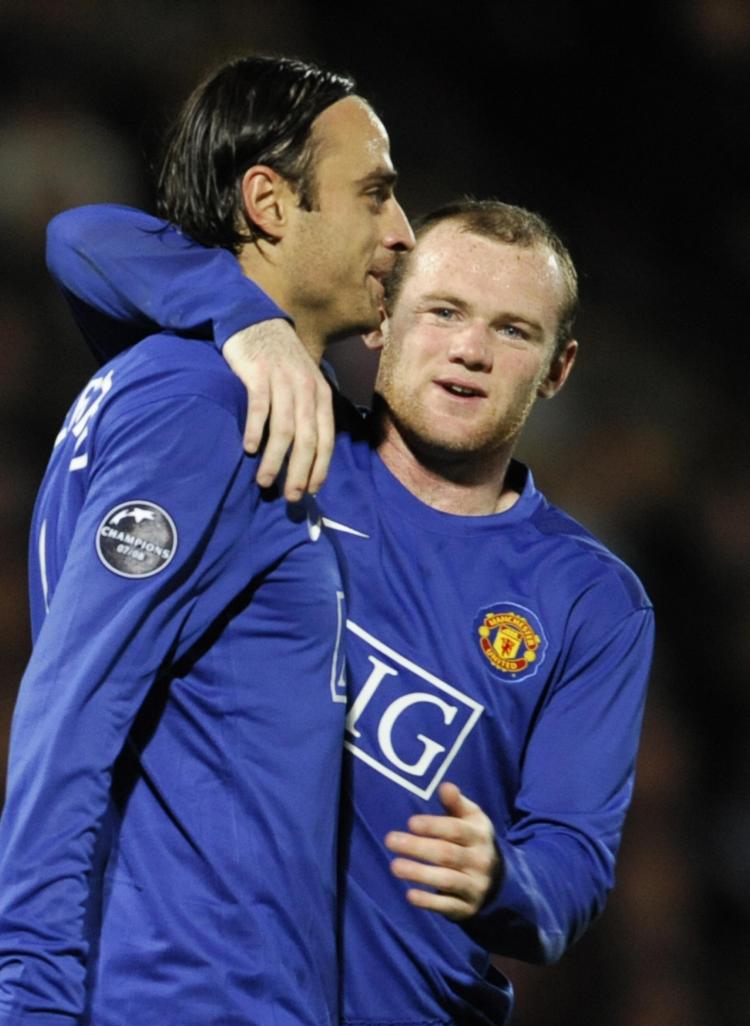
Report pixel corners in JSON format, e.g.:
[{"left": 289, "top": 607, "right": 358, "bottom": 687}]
[
  {"left": 96, "top": 501, "right": 177, "bottom": 578},
  {"left": 475, "top": 603, "right": 546, "bottom": 681}
]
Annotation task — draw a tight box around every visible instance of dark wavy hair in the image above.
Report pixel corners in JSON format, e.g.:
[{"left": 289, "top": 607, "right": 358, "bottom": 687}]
[
  {"left": 157, "top": 55, "right": 355, "bottom": 253},
  {"left": 384, "top": 198, "right": 579, "bottom": 354}
]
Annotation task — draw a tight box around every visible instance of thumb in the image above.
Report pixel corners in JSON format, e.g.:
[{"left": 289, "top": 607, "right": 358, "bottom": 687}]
[{"left": 438, "top": 781, "right": 477, "bottom": 819}]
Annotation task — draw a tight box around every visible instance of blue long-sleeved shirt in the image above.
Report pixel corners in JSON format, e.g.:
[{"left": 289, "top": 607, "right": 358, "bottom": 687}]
[{"left": 0, "top": 326, "right": 346, "bottom": 1025}]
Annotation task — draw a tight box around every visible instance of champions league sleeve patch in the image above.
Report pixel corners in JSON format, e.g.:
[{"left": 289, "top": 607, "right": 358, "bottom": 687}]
[
  {"left": 475, "top": 602, "right": 547, "bottom": 682},
  {"left": 96, "top": 501, "right": 177, "bottom": 578}
]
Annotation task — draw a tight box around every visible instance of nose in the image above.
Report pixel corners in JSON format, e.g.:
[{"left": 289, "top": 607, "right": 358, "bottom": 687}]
[
  {"left": 383, "top": 198, "right": 415, "bottom": 252},
  {"left": 448, "top": 321, "right": 493, "bottom": 372}
]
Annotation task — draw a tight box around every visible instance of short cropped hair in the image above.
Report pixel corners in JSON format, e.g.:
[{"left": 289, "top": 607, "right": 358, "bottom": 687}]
[
  {"left": 157, "top": 55, "right": 355, "bottom": 253},
  {"left": 384, "top": 198, "right": 579, "bottom": 353}
]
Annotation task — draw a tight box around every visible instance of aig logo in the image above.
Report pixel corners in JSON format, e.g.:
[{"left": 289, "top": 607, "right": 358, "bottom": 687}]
[{"left": 345, "top": 621, "right": 484, "bottom": 799}]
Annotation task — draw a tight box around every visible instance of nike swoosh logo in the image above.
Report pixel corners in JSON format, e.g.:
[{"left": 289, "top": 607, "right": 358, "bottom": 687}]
[
  {"left": 307, "top": 513, "right": 322, "bottom": 542},
  {"left": 322, "top": 517, "right": 370, "bottom": 539}
]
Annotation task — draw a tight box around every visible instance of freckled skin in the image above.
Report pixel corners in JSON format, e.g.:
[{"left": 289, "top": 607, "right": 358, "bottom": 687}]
[{"left": 374, "top": 222, "right": 577, "bottom": 514}]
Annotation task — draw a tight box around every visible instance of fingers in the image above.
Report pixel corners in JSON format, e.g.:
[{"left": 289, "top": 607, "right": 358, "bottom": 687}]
[
  {"left": 222, "top": 321, "right": 335, "bottom": 500},
  {"left": 241, "top": 371, "right": 271, "bottom": 456},
  {"left": 385, "top": 827, "right": 495, "bottom": 876},
  {"left": 391, "top": 858, "right": 480, "bottom": 920},
  {"left": 256, "top": 380, "right": 297, "bottom": 492},
  {"left": 280, "top": 372, "right": 334, "bottom": 500},
  {"left": 403, "top": 789, "right": 483, "bottom": 847},
  {"left": 387, "top": 848, "right": 491, "bottom": 921},
  {"left": 384, "top": 783, "right": 501, "bottom": 920},
  {"left": 436, "top": 780, "right": 480, "bottom": 819},
  {"left": 307, "top": 377, "right": 334, "bottom": 496},
  {"left": 403, "top": 887, "right": 476, "bottom": 920}
]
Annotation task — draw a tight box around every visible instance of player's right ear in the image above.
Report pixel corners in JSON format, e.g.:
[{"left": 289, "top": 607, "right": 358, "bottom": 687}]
[
  {"left": 362, "top": 311, "right": 389, "bottom": 351},
  {"left": 537, "top": 338, "right": 577, "bottom": 399},
  {"left": 240, "top": 165, "right": 291, "bottom": 241}
]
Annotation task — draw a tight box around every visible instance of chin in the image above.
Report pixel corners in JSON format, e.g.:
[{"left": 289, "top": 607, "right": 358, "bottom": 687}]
[
  {"left": 324, "top": 308, "right": 377, "bottom": 344},
  {"left": 416, "top": 417, "right": 505, "bottom": 457},
  {"left": 343, "top": 303, "right": 381, "bottom": 337},
  {"left": 403, "top": 425, "right": 500, "bottom": 465}
]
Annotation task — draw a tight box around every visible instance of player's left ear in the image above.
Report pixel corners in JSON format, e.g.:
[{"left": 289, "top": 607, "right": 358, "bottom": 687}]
[
  {"left": 240, "top": 165, "right": 294, "bottom": 241},
  {"left": 537, "top": 338, "right": 578, "bottom": 399},
  {"left": 362, "top": 305, "right": 390, "bottom": 352}
]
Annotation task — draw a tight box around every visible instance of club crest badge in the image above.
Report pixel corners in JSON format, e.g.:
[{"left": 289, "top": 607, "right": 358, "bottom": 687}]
[
  {"left": 96, "top": 501, "right": 177, "bottom": 578},
  {"left": 475, "top": 603, "right": 547, "bottom": 682}
]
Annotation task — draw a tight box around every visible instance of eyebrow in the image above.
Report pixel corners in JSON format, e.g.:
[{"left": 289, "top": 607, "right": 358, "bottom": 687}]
[
  {"left": 421, "top": 292, "right": 469, "bottom": 310},
  {"left": 420, "top": 293, "right": 545, "bottom": 334},
  {"left": 355, "top": 169, "right": 399, "bottom": 189}
]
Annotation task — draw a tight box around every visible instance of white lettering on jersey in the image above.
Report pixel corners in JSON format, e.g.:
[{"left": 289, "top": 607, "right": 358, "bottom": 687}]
[
  {"left": 38, "top": 518, "right": 50, "bottom": 614},
  {"left": 329, "top": 590, "right": 347, "bottom": 703},
  {"left": 378, "top": 692, "right": 458, "bottom": 777},
  {"left": 344, "top": 620, "right": 484, "bottom": 799},
  {"left": 55, "top": 370, "right": 114, "bottom": 471}
]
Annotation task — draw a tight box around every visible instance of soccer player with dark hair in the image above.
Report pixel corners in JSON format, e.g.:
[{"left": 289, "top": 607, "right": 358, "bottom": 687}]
[
  {"left": 0, "top": 55, "right": 412, "bottom": 1026},
  {"left": 37, "top": 192, "right": 653, "bottom": 1025}
]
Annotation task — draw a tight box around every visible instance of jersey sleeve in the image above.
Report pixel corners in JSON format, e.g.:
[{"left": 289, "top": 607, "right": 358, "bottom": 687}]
[
  {"left": 0, "top": 387, "right": 258, "bottom": 1024},
  {"left": 464, "top": 604, "right": 654, "bottom": 964},
  {"left": 46, "top": 204, "right": 289, "bottom": 364}
]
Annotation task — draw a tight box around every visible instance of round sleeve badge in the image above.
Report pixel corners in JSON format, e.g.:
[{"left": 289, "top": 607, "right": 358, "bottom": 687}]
[{"left": 96, "top": 501, "right": 177, "bottom": 578}]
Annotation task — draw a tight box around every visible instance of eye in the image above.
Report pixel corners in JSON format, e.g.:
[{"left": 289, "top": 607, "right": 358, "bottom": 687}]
[
  {"left": 498, "top": 323, "right": 529, "bottom": 341},
  {"left": 429, "top": 307, "right": 458, "bottom": 320},
  {"left": 365, "top": 186, "right": 390, "bottom": 210}
]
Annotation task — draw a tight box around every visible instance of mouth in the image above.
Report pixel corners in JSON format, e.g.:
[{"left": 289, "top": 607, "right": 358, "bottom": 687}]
[
  {"left": 367, "top": 257, "right": 396, "bottom": 290},
  {"left": 366, "top": 272, "right": 385, "bottom": 300},
  {"left": 435, "top": 379, "right": 487, "bottom": 400}
]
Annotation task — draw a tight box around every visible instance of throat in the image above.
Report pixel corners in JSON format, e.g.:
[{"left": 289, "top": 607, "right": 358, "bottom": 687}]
[{"left": 374, "top": 413, "right": 518, "bottom": 516}]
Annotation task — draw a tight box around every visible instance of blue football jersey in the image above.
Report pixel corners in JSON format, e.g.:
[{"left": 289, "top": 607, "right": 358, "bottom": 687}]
[
  {"left": 322, "top": 397, "right": 653, "bottom": 1025},
  {"left": 40, "top": 205, "right": 654, "bottom": 1026},
  {"left": 0, "top": 334, "right": 347, "bottom": 1026}
]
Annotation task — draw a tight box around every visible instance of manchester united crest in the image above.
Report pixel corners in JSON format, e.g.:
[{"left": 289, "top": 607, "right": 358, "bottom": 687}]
[{"left": 475, "top": 603, "right": 547, "bottom": 681}]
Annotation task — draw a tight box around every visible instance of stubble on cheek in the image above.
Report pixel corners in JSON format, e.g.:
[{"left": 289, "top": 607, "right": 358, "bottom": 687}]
[{"left": 378, "top": 363, "right": 543, "bottom": 463}]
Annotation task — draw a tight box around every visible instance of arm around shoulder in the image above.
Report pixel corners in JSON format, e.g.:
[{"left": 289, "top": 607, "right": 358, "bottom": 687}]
[
  {"left": 46, "top": 204, "right": 332, "bottom": 498},
  {"left": 46, "top": 204, "right": 289, "bottom": 357}
]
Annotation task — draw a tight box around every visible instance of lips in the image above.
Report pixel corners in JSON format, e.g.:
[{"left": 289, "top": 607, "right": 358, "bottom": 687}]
[
  {"left": 368, "top": 255, "right": 397, "bottom": 287},
  {"left": 435, "top": 379, "right": 487, "bottom": 399},
  {"left": 366, "top": 273, "right": 385, "bottom": 302}
]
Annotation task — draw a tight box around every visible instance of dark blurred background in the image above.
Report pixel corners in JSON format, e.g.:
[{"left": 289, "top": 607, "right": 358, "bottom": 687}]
[{"left": 1, "top": 1, "right": 748, "bottom": 1023}]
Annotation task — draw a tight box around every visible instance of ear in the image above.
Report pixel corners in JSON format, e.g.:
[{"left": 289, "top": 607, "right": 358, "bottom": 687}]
[
  {"left": 361, "top": 306, "right": 390, "bottom": 351},
  {"left": 240, "top": 165, "right": 293, "bottom": 241},
  {"left": 537, "top": 339, "right": 578, "bottom": 399}
]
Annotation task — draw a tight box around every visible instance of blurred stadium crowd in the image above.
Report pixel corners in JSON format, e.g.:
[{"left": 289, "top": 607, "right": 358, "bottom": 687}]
[{"left": 1, "top": 2, "right": 748, "bottom": 1023}]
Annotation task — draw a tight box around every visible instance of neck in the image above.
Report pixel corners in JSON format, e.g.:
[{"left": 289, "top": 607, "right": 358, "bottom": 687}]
[
  {"left": 238, "top": 246, "right": 327, "bottom": 362},
  {"left": 374, "top": 408, "right": 521, "bottom": 517}
]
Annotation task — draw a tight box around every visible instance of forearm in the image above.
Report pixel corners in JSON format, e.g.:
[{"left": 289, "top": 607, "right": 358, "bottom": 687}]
[
  {"left": 45, "top": 205, "right": 333, "bottom": 500},
  {"left": 464, "top": 820, "right": 616, "bottom": 964},
  {"left": 465, "top": 607, "right": 654, "bottom": 963}
]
